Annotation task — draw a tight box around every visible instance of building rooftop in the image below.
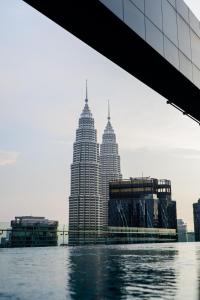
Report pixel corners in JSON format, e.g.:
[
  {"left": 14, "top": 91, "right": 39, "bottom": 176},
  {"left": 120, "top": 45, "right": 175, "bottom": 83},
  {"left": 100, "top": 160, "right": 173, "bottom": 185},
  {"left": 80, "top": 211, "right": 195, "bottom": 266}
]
[{"left": 11, "top": 216, "right": 58, "bottom": 226}]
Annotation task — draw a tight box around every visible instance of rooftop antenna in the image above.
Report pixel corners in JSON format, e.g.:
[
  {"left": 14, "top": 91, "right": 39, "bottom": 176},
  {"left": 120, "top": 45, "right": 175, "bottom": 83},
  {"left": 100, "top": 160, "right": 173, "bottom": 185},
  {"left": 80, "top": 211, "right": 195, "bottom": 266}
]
[
  {"left": 108, "top": 99, "right": 110, "bottom": 120},
  {"left": 85, "top": 79, "right": 88, "bottom": 103}
]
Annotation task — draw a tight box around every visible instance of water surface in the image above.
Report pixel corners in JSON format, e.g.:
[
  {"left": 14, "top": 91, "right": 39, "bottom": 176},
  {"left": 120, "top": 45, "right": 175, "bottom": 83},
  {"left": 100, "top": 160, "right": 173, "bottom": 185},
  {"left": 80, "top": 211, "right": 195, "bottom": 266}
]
[{"left": 0, "top": 243, "right": 199, "bottom": 299}]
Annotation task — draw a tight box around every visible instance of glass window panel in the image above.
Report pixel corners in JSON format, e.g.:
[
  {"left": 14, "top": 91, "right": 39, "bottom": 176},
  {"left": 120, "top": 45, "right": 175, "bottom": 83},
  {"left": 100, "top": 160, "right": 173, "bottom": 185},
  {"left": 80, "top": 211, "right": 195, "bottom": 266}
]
[
  {"left": 177, "top": 15, "right": 191, "bottom": 59},
  {"left": 189, "top": 11, "right": 200, "bottom": 38},
  {"left": 124, "top": 0, "right": 145, "bottom": 39},
  {"left": 99, "top": 0, "right": 123, "bottom": 20},
  {"left": 130, "top": 0, "right": 144, "bottom": 12},
  {"left": 192, "top": 65, "right": 200, "bottom": 89},
  {"left": 145, "top": 18, "right": 164, "bottom": 55},
  {"left": 162, "top": 0, "right": 178, "bottom": 46},
  {"left": 145, "top": 0, "right": 162, "bottom": 30},
  {"left": 191, "top": 30, "right": 200, "bottom": 69},
  {"left": 164, "top": 36, "right": 179, "bottom": 69},
  {"left": 179, "top": 51, "right": 193, "bottom": 81},
  {"left": 167, "top": 0, "right": 176, "bottom": 8},
  {"left": 176, "top": 0, "right": 189, "bottom": 23}
]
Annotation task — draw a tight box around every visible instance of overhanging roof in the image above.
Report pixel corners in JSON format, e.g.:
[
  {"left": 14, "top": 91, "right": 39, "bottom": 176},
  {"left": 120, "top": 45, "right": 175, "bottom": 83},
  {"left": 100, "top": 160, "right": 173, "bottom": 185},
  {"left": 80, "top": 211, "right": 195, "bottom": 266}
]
[{"left": 23, "top": 0, "right": 200, "bottom": 123}]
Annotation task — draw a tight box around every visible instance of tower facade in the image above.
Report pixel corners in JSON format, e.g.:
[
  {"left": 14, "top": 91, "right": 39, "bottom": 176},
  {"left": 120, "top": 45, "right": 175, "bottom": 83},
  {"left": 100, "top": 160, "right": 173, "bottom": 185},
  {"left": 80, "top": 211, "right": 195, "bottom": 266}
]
[
  {"left": 108, "top": 177, "right": 177, "bottom": 231},
  {"left": 193, "top": 199, "right": 200, "bottom": 241},
  {"left": 100, "top": 103, "right": 122, "bottom": 227},
  {"left": 69, "top": 85, "right": 102, "bottom": 244}
]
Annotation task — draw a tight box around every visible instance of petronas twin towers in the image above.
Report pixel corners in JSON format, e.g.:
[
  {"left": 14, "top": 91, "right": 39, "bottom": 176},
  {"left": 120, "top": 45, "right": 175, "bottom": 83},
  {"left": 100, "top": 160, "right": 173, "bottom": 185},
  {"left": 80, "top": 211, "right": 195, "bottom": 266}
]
[{"left": 69, "top": 83, "right": 122, "bottom": 243}]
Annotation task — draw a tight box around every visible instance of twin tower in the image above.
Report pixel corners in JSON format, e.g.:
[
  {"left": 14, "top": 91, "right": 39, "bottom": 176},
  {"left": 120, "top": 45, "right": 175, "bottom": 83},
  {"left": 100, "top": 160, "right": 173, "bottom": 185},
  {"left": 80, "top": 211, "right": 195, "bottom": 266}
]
[{"left": 69, "top": 84, "right": 122, "bottom": 243}]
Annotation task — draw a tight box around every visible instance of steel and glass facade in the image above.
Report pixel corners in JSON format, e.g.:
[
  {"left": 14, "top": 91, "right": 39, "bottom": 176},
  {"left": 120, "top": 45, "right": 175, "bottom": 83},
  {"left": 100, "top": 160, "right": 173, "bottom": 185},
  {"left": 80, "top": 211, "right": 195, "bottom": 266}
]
[
  {"left": 108, "top": 177, "right": 177, "bottom": 243},
  {"left": 100, "top": 0, "right": 200, "bottom": 89},
  {"left": 107, "top": 226, "right": 177, "bottom": 243}
]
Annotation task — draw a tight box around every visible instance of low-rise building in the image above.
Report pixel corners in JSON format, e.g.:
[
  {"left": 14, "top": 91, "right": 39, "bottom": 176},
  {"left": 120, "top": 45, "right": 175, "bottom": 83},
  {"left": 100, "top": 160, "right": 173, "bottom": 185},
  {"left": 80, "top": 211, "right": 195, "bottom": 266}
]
[
  {"left": 177, "top": 219, "right": 187, "bottom": 242},
  {"left": 187, "top": 231, "right": 195, "bottom": 242},
  {"left": 10, "top": 216, "right": 58, "bottom": 247}
]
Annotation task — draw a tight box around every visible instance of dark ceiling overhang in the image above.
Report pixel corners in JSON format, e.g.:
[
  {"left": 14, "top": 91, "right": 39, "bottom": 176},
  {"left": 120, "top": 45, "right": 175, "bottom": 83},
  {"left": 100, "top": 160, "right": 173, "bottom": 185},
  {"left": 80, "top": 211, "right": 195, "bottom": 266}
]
[{"left": 23, "top": 1, "right": 200, "bottom": 123}]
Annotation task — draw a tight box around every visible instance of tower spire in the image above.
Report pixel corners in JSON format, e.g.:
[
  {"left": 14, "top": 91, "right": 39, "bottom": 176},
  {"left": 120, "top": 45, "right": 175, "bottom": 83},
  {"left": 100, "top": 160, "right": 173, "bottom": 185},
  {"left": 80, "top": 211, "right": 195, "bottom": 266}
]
[
  {"left": 85, "top": 80, "right": 88, "bottom": 103},
  {"left": 108, "top": 100, "right": 110, "bottom": 120}
]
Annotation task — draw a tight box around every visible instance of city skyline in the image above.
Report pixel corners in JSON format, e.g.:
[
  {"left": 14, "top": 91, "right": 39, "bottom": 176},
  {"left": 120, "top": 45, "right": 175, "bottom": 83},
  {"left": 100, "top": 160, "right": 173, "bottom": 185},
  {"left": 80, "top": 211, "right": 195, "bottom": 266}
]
[{"left": 1, "top": 0, "right": 200, "bottom": 230}]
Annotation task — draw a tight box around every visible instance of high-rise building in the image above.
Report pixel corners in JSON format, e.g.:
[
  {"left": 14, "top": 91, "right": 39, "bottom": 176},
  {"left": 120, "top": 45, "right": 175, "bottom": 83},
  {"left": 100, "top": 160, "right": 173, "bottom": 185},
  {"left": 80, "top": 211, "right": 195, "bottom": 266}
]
[
  {"left": 68, "top": 83, "right": 102, "bottom": 244},
  {"left": 100, "top": 102, "right": 122, "bottom": 228},
  {"left": 193, "top": 199, "right": 200, "bottom": 241}
]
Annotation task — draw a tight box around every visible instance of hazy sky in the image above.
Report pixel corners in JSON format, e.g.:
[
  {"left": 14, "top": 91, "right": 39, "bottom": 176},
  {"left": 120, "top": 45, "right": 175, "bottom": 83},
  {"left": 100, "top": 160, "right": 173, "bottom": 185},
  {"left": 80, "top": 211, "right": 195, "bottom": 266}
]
[{"left": 1, "top": 0, "right": 200, "bottom": 229}]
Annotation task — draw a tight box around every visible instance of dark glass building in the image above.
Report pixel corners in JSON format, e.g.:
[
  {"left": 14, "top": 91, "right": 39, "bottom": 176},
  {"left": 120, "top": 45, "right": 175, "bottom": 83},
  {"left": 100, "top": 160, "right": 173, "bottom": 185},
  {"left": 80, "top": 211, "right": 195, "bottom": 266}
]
[
  {"left": 193, "top": 199, "right": 200, "bottom": 241},
  {"left": 108, "top": 177, "right": 177, "bottom": 243},
  {"left": 177, "top": 219, "right": 188, "bottom": 242},
  {"left": 10, "top": 216, "right": 58, "bottom": 247}
]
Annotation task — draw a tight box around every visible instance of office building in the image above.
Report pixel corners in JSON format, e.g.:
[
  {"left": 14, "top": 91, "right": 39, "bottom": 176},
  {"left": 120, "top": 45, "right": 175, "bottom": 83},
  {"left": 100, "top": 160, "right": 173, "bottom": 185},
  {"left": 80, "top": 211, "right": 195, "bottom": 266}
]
[
  {"left": 108, "top": 177, "right": 177, "bottom": 243},
  {"left": 100, "top": 102, "right": 122, "bottom": 228}
]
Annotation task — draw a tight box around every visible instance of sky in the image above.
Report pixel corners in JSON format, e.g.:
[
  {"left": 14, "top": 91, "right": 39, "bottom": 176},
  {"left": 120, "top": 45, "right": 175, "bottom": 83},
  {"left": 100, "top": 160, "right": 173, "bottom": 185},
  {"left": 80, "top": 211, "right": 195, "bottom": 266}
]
[{"left": 1, "top": 0, "right": 200, "bottom": 230}]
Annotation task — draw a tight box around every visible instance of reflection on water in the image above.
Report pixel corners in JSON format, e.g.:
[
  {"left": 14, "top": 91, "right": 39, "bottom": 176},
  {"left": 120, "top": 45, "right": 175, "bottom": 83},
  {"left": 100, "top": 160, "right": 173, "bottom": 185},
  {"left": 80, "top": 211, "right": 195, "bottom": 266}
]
[
  {"left": 68, "top": 245, "right": 177, "bottom": 300},
  {"left": 0, "top": 243, "right": 199, "bottom": 300}
]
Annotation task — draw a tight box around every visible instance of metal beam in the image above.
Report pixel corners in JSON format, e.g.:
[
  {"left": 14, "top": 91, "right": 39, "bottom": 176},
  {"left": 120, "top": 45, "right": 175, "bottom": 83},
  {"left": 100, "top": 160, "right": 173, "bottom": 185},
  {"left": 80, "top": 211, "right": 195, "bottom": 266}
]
[{"left": 23, "top": 0, "right": 200, "bottom": 123}]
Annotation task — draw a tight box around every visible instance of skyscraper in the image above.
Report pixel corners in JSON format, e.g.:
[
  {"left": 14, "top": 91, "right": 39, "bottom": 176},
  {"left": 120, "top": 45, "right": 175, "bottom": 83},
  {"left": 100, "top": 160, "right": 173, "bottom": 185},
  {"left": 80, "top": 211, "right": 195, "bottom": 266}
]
[
  {"left": 68, "top": 83, "right": 102, "bottom": 244},
  {"left": 100, "top": 102, "right": 122, "bottom": 228}
]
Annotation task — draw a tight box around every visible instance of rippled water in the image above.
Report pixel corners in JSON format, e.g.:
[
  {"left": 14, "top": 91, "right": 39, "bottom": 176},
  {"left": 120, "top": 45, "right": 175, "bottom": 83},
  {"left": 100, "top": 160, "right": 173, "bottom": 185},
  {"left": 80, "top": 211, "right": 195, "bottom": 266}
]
[{"left": 0, "top": 243, "right": 199, "bottom": 299}]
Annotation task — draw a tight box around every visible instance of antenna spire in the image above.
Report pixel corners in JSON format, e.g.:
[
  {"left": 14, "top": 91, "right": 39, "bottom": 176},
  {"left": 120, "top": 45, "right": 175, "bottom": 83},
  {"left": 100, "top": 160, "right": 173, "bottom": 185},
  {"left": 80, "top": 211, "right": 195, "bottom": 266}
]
[
  {"left": 85, "top": 80, "right": 88, "bottom": 103},
  {"left": 108, "top": 100, "right": 110, "bottom": 120}
]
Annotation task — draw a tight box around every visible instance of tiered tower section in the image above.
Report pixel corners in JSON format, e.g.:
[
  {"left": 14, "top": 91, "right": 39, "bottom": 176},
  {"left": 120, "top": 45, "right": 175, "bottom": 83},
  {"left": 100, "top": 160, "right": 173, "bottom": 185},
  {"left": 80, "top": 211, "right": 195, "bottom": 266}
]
[
  {"left": 100, "top": 102, "right": 122, "bottom": 227},
  {"left": 69, "top": 85, "right": 102, "bottom": 244}
]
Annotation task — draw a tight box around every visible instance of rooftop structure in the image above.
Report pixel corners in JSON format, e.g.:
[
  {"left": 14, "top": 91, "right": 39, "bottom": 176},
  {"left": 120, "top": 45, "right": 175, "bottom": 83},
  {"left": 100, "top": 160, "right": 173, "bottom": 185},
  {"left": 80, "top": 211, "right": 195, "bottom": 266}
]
[{"left": 12, "top": 216, "right": 57, "bottom": 226}]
